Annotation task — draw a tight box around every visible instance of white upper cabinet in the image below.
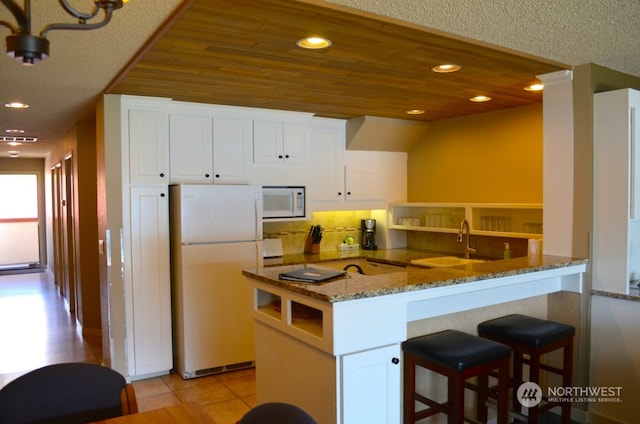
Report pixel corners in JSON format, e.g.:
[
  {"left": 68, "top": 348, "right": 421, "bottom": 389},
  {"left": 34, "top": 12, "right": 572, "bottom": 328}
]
[
  {"left": 593, "top": 88, "right": 640, "bottom": 294},
  {"left": 128, "top": 108, "right": 169, "bottom": 185},
  {"left": 169, "top": 114, "right": 213, "bottom": 184},
  {"left": 308, "top": 118, "right": 346, "bottom": 207},
  {"left": 250, "top": 113, "right": 313, "bottom": 186},
  {"left": 309, "top": 140, "right": 407, "bottom": 211},
  {"left": 252, "top": 120, "right": 310, "bottom": 166},
  {"left": 212, "top": 117, "right": 252, "bottom": 184},
  {"left": 344, "top": 150, "right": 407, "bottom": 208},
  {"left": 169, "top": 111, "right": 252, "bottom": 185}
]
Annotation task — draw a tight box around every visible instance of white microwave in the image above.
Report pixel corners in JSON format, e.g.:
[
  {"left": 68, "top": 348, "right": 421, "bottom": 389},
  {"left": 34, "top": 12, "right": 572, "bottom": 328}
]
[{"left": 262, "top": 186, "right": 305, "bottom": 219}]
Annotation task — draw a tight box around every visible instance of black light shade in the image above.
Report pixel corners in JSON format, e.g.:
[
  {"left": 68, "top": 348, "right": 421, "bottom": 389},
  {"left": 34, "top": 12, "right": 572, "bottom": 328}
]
[
  {"left": 6, "top": 34, "right": 49, "bottom": 66},
  {"left": 0, "top": 0, "right": 126, "bottom": 66}
]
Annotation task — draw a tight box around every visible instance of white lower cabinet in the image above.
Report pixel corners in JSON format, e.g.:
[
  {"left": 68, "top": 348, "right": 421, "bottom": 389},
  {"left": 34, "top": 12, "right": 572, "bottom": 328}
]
[
  {"left": 589, "top": 295, "right": 640, "bottom": 422},
  {"left": 127, "top": 186, "right": 172, "bottom": 377},
  {"left": 341, "top": 344, "right": 401, "bottom": 424},
  {"left": 250, "top": 281, "right": 403, "bottom": 424}
]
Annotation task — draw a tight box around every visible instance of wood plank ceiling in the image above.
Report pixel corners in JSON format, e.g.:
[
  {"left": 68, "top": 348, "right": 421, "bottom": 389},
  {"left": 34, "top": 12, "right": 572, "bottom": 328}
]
[{"left": 107, "top": 0, "right": 569, "bottom": 122}]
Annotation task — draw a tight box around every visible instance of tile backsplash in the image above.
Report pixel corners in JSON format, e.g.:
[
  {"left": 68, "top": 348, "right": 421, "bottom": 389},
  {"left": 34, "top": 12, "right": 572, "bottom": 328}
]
[{"left": 263, "top": 210, "right": 373, "bottom": 255}]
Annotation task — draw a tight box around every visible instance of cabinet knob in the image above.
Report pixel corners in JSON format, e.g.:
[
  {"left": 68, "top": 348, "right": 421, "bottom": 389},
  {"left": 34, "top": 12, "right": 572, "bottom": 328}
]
[
  {"left": 338, "top": 192, "right": 342, "bottom": 196},
  {"left": 391, "top": 357, "right": 399, "bottom": 365},
  {"left": 278, "top": 155, "right": 283, "bottom": 159},
  {"left": 215, "top": 174, "right": 220, "bottom": 178},
  {"left": 159, "top": 173, "right": 165, "bottom": 178},
  {"left": 347, "top": 191, "right": 351, "bottom": 196},
  {"left": 205, "top": 173, "right": 210, "bottom": 178},
  {"left": 160, "top": 193, "right": 165, "bottom": 197},
  {"left": 285, "top": 154, "right": 290, "bottom": 159}
]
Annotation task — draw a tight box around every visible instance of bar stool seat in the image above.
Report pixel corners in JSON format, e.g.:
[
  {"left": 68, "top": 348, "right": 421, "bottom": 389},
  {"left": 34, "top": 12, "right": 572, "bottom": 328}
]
[
  {"left": 403, "top": 330, "right": 511, "bottom": 424},
  {"left": 478, "top": 314, "right": 575, "bottom": 424}
]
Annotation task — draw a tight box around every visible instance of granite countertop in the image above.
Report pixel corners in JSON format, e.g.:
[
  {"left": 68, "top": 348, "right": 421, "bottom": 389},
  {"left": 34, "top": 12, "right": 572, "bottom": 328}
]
[
  {"left": 245, "top": 250, "right": 588, "bottom": 303},
  {"left": 262, "top": 247, "right": 443, "bottom": 268},
  {"left": 591, "top": 286, "right": 640, "bottom": 302}
]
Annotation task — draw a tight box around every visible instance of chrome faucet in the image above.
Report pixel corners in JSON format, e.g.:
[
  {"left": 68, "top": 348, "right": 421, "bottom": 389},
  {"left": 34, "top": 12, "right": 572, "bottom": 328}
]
[{"left": 457, "top": 219, "right": 477, "bottom": 259}]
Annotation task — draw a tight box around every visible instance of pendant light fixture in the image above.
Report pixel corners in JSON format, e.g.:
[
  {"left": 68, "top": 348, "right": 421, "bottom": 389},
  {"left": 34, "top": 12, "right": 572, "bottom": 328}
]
[{"left": 0, "top": 0, "right": 127, "bottom": 66}]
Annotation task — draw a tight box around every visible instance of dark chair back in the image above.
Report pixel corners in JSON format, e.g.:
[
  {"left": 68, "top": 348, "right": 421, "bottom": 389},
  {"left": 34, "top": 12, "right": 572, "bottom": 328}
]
[
  {"left": 0, "top": 362, "right": 137, "bottom": 424},
  {"left": 239, "top": 402, "right": 317, "bottom": 424}
]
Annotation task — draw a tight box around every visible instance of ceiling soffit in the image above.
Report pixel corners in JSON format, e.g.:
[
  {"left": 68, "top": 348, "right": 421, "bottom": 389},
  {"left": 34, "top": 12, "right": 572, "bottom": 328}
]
[{"left": 108, "top": 0, "right": 568, "bottom": 122}]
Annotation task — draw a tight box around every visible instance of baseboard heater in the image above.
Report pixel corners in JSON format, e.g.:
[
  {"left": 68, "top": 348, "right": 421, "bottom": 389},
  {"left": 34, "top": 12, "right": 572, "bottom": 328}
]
[{"left": 191, "top": 360, "right": 255, "bottom": 378}]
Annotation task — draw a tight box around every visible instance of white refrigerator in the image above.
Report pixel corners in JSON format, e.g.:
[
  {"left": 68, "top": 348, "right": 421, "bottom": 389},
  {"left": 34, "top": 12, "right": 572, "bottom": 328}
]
[{"left": 169, "top": 184, "right": 263, "bottom": 379}]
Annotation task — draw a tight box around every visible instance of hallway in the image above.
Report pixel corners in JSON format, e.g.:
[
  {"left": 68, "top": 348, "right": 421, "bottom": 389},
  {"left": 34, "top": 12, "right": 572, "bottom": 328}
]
[
  {"left": 0, "top": 270, "right": 257, "bottom": 423},
  {"left": 0, "top": 270, "right": 101, "bottom": 388}
]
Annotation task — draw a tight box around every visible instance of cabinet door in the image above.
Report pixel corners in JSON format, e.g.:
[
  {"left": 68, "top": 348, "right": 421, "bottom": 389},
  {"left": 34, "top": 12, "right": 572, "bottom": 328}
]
[
  {"left": 309, "top": 123, "right": 345, "bottom": 207},
  {"left": 253, "top": 120, "right": 310, "bottom": 166},
  {"left": 345, "top": 151, "right": 407, "bottom": 204},
  {"left": 129, "top": 186, "right": 172, "bottom": 376},
  {"left": 594, "top": 89, "right": 640, "bottom": 294},
  {"left": 253, "top": 120, "right": 283, "bottom": 164},
  {"left": 344, "top": 162, "right": 387, "bottom": 201},
  {"left": 283, "top": 122, "right": 310, "bottom": 165},
  {"left": 128, "top": 109, "right": 169, "bottom": 185},
  {"left": 342, "top": 344, "right": 401, "bottom": 424},
  {"left": 212, "top": 117, "right": 252, "bottom": 184},
  {"left": 169, "top": 114, "right": 213, "bottom": 184}
]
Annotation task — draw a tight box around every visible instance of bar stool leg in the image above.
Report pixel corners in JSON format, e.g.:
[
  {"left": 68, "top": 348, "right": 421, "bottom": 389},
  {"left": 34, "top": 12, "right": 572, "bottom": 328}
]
[
  {"left": 561, "top": 341, "right": 573, "bottom": 424},
  {"left": 476, "top": 373, "right": 489, "bottom": 422},
  {"left": 513, "top": 351, "right": 524, "bottom": 415},
  {"left": 527, "top": 351, "right": 542, "bottom": 424},
  {"left": 404, "top": 356, "right": 416, "bottom": 423},
  {"left": 497, "top": 357, "right": 509, "bottom": 424},
  {"left": 450, "top": 374, "right": 464, "bottom": 424}
]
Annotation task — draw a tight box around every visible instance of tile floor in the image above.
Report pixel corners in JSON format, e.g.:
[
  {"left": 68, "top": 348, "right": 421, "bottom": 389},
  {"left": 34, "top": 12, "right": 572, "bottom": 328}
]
[
  {"left": 0, "top": 269, "right": 575, "bottom": 424},
  {"left": 0, "top": 270, "right": 256, "bottom": 424}
]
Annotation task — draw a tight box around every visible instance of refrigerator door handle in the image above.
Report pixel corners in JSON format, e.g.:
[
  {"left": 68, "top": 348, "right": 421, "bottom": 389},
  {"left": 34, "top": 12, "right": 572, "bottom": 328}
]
[{"left": 255, "top": 193, "right": 263, "bottom": 241}]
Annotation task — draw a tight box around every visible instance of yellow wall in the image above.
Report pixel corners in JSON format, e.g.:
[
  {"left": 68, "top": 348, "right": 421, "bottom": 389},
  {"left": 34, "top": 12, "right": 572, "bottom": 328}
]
[{"left": 408, "top": 104, "right": 543, "bottom": 203}]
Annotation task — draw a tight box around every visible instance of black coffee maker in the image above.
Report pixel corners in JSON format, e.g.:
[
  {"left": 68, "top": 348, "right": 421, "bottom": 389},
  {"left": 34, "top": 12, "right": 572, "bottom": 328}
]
[{"left": 361, "top": 219, "right": 377, "bottom": 250}]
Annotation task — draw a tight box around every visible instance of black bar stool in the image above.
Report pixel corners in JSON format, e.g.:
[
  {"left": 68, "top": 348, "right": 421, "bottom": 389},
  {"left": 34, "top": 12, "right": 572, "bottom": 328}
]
[
  {"left": 402, "top": 330, "right": 511, "bottom": 424},
  {"left": 478, "top": 314, "right": 575, "bottom": 424}
]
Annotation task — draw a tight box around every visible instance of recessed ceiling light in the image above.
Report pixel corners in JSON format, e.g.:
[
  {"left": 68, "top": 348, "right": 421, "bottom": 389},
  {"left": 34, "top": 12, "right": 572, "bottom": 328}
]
[
  {"left": 470, "top": 95, "right": 492, "bottom": 102},
  {"left": 8, "top": 150, "right": 20, "bottom": 157},
  {"left": 5, "top": 128, "right": 25, "bottom": 133},
  {"left": 7, "top": 141, "right": 22, "bottom": 147},
  {"left": 431, "top": 64, "right": 461, "bottom": 73},
  {"left": 296, "top": 37, "right": 332, "bottom": 49},
  {"left": 406, "top": 109, "right": 425, "bottom": 115},
  {"left": 0, "top": 136, "right": 37, "bottom": 142},
  {"left": 4, "top": 102, "right": 29, "bottom": 109},
  {"left": 525, "top": 83, "right": 544, "bottom": 91}
]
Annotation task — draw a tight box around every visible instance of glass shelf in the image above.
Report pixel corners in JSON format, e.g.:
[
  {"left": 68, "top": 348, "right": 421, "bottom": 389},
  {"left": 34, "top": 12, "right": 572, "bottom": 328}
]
[{"left": 389, "top": 202, "right": 543, "bottom": 239}]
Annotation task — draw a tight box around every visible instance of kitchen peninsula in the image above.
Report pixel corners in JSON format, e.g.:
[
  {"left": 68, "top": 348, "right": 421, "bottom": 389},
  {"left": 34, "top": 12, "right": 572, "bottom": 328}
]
[{"left": 242, "top": 253, "right": 587, "bottom": 424}]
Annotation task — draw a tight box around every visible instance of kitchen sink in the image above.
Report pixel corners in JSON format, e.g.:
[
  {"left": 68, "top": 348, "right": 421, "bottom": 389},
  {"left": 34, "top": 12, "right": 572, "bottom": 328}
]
[
  {"left": 317, "top": 259, "right": 405, "bottom": 275},
  {"left": 410, "top": 256, "right": 485, "bottom": 268}
]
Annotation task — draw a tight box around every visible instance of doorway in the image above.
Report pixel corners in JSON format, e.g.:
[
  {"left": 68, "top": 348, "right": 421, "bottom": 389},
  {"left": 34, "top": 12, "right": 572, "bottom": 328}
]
[
  {"left": 0, "top": 173, "right": 41, "bottom": 271},
  {"left": 51, "top": 156, "right": 77, "bottom": 313}
]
